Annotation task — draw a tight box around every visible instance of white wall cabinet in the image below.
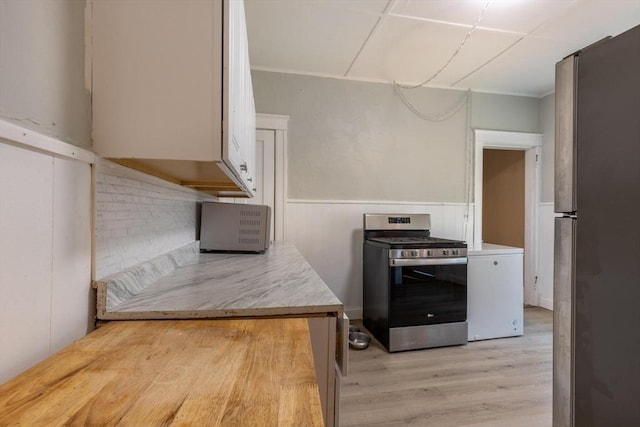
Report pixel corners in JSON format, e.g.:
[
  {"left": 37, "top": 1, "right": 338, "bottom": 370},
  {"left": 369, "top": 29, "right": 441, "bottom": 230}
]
[
  {"left": 92, "top": 0, "right": 256, "bottom": 197},
  {"left": 467, "top": 250, "right": 524, "bottom": 341}
]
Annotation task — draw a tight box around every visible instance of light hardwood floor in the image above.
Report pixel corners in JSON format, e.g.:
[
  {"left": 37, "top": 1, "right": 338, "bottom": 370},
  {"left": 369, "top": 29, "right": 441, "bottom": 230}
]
[{"left": 340, "top": 308, "right": 552, "bottom": 427}]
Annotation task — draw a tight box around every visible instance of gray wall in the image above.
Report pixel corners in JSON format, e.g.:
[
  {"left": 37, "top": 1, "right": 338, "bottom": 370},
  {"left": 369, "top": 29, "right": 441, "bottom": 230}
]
[
  {"left": 0, "top": 0, "right": 91, "bottom": 148},
  {"left": 471, "top": 92, "right": 540, "bottom": 133},
  {"left": 540, "top": 93, "right": 555, "bottom": 203},
  {"left": 252, "top": 70, "right": 541, "bottom": 202}
]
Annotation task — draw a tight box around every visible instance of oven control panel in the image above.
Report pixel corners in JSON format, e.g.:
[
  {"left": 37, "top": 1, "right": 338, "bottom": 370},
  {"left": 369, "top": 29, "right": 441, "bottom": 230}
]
[{"left": 389, "top": 248, "right": 467, "bottom": 258}]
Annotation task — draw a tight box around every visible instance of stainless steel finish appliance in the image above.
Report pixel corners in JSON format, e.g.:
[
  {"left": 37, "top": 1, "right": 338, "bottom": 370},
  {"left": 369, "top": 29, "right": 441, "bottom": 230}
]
[
  {"left": 363, "top": 213, "right": 468, "bottom": 352},
  {"left": 553, "top": 24, "right": 640, "bottom": 427},
  {"left": 200, "top": 202, "right": 271, "bottom": 252}
]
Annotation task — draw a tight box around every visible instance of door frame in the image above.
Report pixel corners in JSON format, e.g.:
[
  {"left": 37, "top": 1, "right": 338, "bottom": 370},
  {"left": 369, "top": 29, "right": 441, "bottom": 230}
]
[
  {"left": 474, "top": 129, "right": 542, "bottom": 306},
  {"left": 256, "top": 113, "right": 289, "bottom": 241}
]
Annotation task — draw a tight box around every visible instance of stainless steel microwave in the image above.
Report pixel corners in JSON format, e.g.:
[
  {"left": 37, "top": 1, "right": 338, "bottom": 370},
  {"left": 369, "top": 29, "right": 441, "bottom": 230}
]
[{"left": 200, "top": 202, "right": 271, "bottom": 252}]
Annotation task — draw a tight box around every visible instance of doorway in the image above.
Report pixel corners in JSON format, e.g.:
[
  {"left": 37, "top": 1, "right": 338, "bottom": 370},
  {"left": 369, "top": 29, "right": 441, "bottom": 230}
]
[
  {"left": 482, "top": 149, "right": 525, "bottom": 248},
  {"left": 220, "top": 114, "right": 288, "bottom": 241},
  {"left": 473, "top": 130, "right": 542, "bottom": 306}
]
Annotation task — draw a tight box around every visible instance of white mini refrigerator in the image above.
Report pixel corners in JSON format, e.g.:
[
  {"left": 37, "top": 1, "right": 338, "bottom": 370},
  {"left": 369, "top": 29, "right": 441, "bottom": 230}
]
[{"left": 467, "top": 247, "right": 524, "bottom": 341}]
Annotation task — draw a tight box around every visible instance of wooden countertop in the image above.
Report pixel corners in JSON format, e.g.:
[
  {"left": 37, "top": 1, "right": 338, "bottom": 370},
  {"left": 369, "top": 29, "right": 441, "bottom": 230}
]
[
  {"left": 0, "top": 318, "right": 324, "bottom": 426},
  {"left": 95, "top": 242, "right": 343, "bottom": 320}
]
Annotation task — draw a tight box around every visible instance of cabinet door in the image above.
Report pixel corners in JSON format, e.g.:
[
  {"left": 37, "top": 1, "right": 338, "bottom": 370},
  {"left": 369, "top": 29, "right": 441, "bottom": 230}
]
[
  {"left": 467, "top": 254, "right": 524, "bottom": 340},
  {"left": 92, "top": 0, "right": 221, "bottom": 161},
  {"left": 223, "top": 0, "right": 256, "bottom": 195}
]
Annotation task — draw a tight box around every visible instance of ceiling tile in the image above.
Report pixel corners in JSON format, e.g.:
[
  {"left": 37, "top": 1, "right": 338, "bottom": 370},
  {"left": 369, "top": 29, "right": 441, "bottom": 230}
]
[
  {"left": 391, "top": 0, "right": 578, "bottom": 34},
  {"left": 347, "top": 15, "right": 522, "bottom": 86},
  {"left": 458, "top": 36, "right": 578, "bottom": 96},
  {"left": 300, "top": 0, "right": 389, "bottom": 15},
  {"left": 244, "top": 0, "right": 384, "bottom": 75},
  {"left": 245, "top": 0, "right": 640, "bottom": 96},
  {"left": 533, "top": 0, "right": 640, "bottom": 43}
]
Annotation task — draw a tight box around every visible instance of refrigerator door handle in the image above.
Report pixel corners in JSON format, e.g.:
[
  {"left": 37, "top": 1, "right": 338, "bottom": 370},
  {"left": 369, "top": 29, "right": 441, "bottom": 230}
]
[
  {"left": 555, "top": 55, "right": 578, "bottom": 214},
  {"left": 553, "top": 217, "right": 576, "bottom": 427}
]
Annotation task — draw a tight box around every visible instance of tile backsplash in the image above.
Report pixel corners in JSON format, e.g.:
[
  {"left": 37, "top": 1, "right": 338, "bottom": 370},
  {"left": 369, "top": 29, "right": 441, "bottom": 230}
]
[{"left": 95, "top": 160, "right": 213, "bottom": 279}]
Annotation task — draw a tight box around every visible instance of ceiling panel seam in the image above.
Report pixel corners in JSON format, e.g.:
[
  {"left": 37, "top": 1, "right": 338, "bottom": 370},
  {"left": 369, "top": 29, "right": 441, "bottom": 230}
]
[
  {"left": 343, "top": 0, "right": 397, "bottom": 77},
  {"left": 396, "top": 1, "right": 491, "bottom": 90},
  {"left": 452, "top": 37, "right": 525, "bottom": 88},
  {"left": 387, "top": 13, "right": 527, "bottom": 37},
  {"left": 452, "top": 17, "right": 554, "bottom": 88}
]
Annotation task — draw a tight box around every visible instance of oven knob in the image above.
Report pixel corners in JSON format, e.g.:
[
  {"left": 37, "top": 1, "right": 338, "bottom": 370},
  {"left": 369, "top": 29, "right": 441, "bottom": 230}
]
[
  {"left": 452, "top": 249, "right": 458, "bottom": 255},
  {"left": 401, "top": 251, "right": 407, "bottom": 257},
  {"left": 442, "top": 250, "right": 449, "bottom": 256},
  {"left": 411, "top": 250, "right": 418, "bottom": 257},
  {"left": 427, "top": 250, "right": 433, "bottom": 256}
]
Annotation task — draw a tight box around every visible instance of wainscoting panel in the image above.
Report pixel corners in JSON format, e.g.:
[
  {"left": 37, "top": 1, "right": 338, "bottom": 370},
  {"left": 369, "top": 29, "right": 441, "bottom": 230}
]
[
  {"left": 0, "top": 142, "right": 92, "bottom": 383},
  {"left": 50, "top": 156, "right": 93, "bottom": 354},
  {"left": 0, "top": 143, "right": 54, "bottom": 383},
  {"left": 285, "top": 200, "right": 473, "bottom": 319},
  {"left": 538, "top": 203, "right": 556, "bottom": 310}
]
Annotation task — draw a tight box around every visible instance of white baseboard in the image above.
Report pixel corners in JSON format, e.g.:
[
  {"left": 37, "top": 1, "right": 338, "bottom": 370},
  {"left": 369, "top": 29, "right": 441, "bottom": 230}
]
[{"left": 539, "top": 296, "right": 553, "bottom": 311}]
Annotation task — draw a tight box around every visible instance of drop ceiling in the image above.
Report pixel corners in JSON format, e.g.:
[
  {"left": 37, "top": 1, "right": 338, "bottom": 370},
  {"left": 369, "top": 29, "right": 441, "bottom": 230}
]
[{"left": 244, "top": 0, "right": 640, "bottom": 97}]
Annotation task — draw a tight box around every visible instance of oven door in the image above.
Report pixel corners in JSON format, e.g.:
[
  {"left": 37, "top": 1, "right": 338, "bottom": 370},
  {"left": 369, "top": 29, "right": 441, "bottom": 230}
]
[{"left": 388, "top": 257, "right": 467, "bottom": 327}]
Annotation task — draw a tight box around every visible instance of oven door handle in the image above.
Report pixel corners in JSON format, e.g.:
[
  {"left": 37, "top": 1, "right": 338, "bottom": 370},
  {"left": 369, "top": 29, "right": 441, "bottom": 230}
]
[{"left": 389, "top": 257, "right": 467, "bottom": 267}]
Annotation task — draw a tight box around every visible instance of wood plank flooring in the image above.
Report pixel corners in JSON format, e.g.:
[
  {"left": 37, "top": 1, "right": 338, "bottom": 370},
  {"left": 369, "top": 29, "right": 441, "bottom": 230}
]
[{"left": 340, "top": 308, "right": 552, "bottom": 427}]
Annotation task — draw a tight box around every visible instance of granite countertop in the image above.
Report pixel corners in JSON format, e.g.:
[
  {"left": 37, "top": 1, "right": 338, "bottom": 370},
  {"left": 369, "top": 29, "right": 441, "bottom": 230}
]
[
  {"left": 94, "top": 242, "right": 343, "bottom": 320},
  {"left": 467, "top": 243, "right": 524, "bottom": 256}
]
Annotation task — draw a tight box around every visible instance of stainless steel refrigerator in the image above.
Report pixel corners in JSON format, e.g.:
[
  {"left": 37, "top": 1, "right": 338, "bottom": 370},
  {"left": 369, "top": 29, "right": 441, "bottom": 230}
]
[{"left": 554, "top": 24, "right": 640, "bottom": 427}]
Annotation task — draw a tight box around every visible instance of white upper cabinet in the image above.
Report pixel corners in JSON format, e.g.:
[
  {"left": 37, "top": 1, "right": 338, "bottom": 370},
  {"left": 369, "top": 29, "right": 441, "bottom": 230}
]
[
  {"left": 224, "top": 0, "right": 256, "bottom": 191},
  {"left": 91, "top": 0, "right": 256, "bottom": 197}
]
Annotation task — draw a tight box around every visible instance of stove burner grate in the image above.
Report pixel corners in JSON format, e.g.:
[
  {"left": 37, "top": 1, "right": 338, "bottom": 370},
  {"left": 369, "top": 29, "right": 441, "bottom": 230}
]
[{"left": 366, "top": 236, "right": 466, "bottom": 247}]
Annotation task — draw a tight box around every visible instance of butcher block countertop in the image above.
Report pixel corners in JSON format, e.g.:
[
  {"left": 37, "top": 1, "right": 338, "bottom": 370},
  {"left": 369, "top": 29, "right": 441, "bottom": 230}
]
[
  {"left": 0, "top": 318, "right": 324, "bottom": 426},
  {"left": 94, "top": 242, "right": 343, "bottom": 320}
]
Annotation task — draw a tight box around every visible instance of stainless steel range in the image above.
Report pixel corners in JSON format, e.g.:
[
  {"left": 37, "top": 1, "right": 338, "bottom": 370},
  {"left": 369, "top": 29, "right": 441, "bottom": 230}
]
[{"left": 363, "top": 213, "right": 468, "bottom": 352}]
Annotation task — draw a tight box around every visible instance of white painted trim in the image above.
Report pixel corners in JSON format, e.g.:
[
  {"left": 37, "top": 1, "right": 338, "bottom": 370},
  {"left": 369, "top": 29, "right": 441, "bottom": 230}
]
[
  {"left": 539, "top": 89, "right": 555, "bottom": 99},
  {"left": 539, "top": 202, "right": 554, "bottom": 206},
  {"left": 0, "top": 119, "right": 96, "bottom": 164},
  {"left": 287, "top": 199, "right": 470, "bottom": 206},
  {"left": 539, "top": 297, "right": 553, "bottom": 311},
  {"left": 474, "top": 129, "right": 543, "bottom": 307},
  {"left": 256, "top": 113, "right": 289, "bottom": 131},
  {"left": 274, "top": 130, "right": 286, "bottom": 241},
  {"left": 525, "top": 146, "right": 541, "bottom": 307},
  {"left": 256, "top": 114, "right": 289, "bottom": 242},
  {"left": 250, "top": 66, "right": 543, "bottom": 98},
  {"left": 251, "top": 66, "right": 469, "bottom": 92},
  {"left": 91, "top": 165, "right": 97, "bottom": 282},
  {"left": 475, "top": 129, "right": 543, "bottom": 149}
]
